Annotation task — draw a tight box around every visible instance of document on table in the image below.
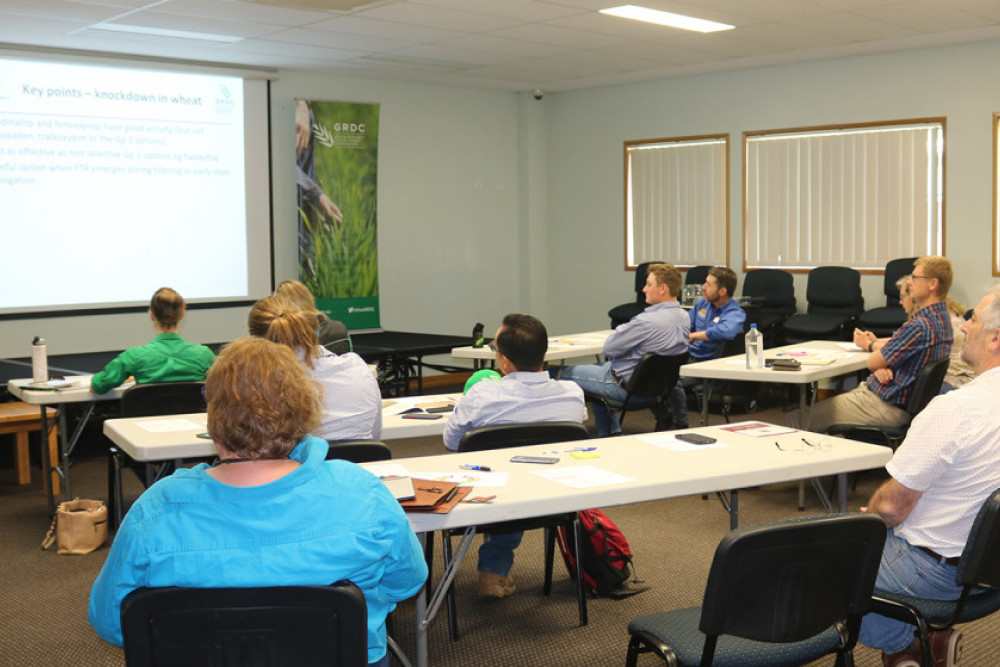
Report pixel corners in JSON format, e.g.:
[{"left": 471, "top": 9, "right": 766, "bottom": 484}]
[
  {"left": 365, "top": 463, "right": 417, "bottom": 500},
  {"left": 532, "top": 465, "right": 635, "bottom": 488},
  {"left": 408, "top": 471, "right": 509, "bottom": 488},
  {"left": 135, "top": 417, "right": 204, "bottom": 433},
  {"left": 636, "top": 433, "right": 728, "bottom": 452},
  {"left": 719, "top": 421, "right": 797, "bottom": 438},
  {"left": 382, "top": 395, "right": 458, "bottom": 415}
]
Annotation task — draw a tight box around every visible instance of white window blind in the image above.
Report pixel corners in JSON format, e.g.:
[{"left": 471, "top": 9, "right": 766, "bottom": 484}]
[
  {"left": 745, "top": 120, "right": 944, "bottom": 271},
  {"left": 625, "top": 135, "right": 728, "bottom": 268}
]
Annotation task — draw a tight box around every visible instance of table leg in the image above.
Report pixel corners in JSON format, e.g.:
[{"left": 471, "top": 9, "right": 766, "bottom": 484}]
[
  {"left": 837, "top": 473, "right": 847, "bottom": 513},
  {"left": 714, "top": 490, "right": 740, "bottom": 529},
  {"left": 415, "top": 526, "right": 477, "bottom": 667},
  {"left": 39, "top": 407, "right": 55, "bottom": 513}
]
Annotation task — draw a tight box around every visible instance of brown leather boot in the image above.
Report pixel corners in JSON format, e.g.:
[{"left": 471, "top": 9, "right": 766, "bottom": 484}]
[
  {"left": 478, "top": 572, "right": 516, "bottom": 598},
  {"left": 882, "top": 640, "right": 922, "bottom": 667},
  {"left": 929, "top": 627, "right": 964, "bottom": 667}
]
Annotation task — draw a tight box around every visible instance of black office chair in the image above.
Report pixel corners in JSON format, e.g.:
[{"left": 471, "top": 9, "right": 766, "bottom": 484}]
[
  {"left": 783, "top": 266, "right": 864, "bottom": 343},
  {"left": 109, "top": 381, "right": 208, "bottom": 530},
  {"left": 609, "top": 261, "right": 664, "bottom": 328},
  {"left": 691, "top": 333, "right": 760, "bottom": 424},
  {"left": 325, "top": 439, "right": 392, "bottom": 463},
  {"left": 827, "top": 357, "right": 950, "bottom": 449},
  {"left": 625, "top": 513, "right": 887, "bottom": 667},
  {"left": 684, "top": 265, "right": 711, "bottom": 287},
  {"left": 741, "top": 268, "right": 796, "bottom": 345},
  {"left": 584, "top": 353, "right": 688, "bottom": 432},
  {"left": 857, "top": 257, "right": 917, "bottom": 337},
  {"left": 121, "top": 583, "right": 368, "bottom": 667},
  {"left": 436, "top": 422, "right": 590, "bottom": 641},
  {"left": 869, "top": 487, "right": 1000, "bottom": 667}
]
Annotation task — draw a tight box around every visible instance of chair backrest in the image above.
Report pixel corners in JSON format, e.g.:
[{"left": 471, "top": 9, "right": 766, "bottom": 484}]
[
  {"left": 883, "top": 257, "right": 917, "bottom": 307},
  {"left": 459, "top": 421, "right": 589, "bottom": 453},
  {"left": 121, "top": 583, "right": 368, "bottom": 667},
  {"left": 957, "top": 487, "right": 1000, "bottom": 589},
  {"left": 632, "top": 261, "right": 664, "bottom": 303},
  {"left": 685, "top": 265, "right": 711, "bottom": 286},
  {"left": 626, "top": 353, "right": 688, "bottom": 399},
  {"left": 120, "top": 381, "right": 206, "bottom": 417},
  {"left": 326, "top": 440, "right": 392, "bottom": 463},
  {"left": 805, "top": 266, "right": 864, "bottom": 316},
  {"left": 741, "top": 269, "right": 796, "bottom": 317},
  {"left": 699, "top": 513, "right": 886, "bottom": 645},
  {"left": 904, "top": 357, "right": 950, "bottom": 417}
]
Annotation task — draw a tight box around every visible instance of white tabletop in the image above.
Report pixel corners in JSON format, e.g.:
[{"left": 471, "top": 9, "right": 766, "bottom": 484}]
[
  {"left": 451, "top": 330, "right": 613, "bottom": 362},
  {"left": 679, "top": 340, "right": 870, "bottom": 384},
  {"left": 8, "top": 376, "right": 131, "bottom": 405},
  {"left": 103, "top": 393, "right": 461, "bottom": 461},
  {"left": 369, "top": 421, "right": 891, "bottom": 534}
]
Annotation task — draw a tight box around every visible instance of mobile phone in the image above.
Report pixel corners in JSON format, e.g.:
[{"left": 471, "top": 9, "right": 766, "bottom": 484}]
[
  {"left": 675, "top": 433, "right": 717, "bottom": 445},
  {"left": 510, "top": 455, "right": 559, "bottom": 464},
  {"left": 402, "top": 413, "right": 443, "bottom": 420},
  {"left": 425, "top": 405, "right": 455, "bottom": 413},
  {"left": 196, "top": 432, "right": 212, "bottom": 439}
]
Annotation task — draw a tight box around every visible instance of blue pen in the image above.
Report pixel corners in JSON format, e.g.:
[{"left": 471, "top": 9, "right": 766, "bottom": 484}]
[
  {"left": 460, "top": 464, "right": 492, "bottom": 472},
  {"left": 571, "top": 446, "right": 597, "bottom": 452}
]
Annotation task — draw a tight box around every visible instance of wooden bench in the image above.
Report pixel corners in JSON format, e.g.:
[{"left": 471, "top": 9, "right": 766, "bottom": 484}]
[{"left": 0, "top": 402, "right": 59, "bottom": 495}]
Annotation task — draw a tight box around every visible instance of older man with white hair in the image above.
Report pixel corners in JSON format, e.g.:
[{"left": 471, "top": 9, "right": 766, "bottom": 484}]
[{"left": 859, "top": 286, "right": 1000, "bottom": 667}]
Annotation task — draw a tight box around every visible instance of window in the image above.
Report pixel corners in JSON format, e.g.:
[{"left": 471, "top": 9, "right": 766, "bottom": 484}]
[
  {"left": 625, "top": 135, "right": 728, "bottom": 269},
  {"left": 994, "top": 112, "right": 1000, "bottom": 276},
  {"left": 744, "top": 119, "right": 945, "bottom": 272}
]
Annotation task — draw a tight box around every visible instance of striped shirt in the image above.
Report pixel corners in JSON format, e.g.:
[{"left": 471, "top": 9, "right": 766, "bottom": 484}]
[{"left": 868, "top": 301, "right": 952, "bottom": 406}]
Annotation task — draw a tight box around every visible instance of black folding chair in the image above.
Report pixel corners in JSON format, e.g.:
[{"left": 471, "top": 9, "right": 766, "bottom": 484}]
[
  {"left": 584, "top": 353, "right": 688, "bottom": 432},
  {"left": 121, "top": 583, "right": 368, "bottom": 667},
  {"left": 626, "top": 513, "right": 887, "bottom": 667}
]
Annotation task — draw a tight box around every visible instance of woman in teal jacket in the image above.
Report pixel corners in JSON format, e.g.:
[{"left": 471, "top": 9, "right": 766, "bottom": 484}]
[{"left": 88, "top": 337, "right": 427, "bottom": 667}]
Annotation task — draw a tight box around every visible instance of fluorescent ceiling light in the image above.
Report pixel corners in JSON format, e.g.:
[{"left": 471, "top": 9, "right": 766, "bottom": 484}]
[
  {"left": 600, "top": 5, "right": 734, "bottom": 33},
  {"left": 87, "top": 22, "right": 245, "bottom": 43}
]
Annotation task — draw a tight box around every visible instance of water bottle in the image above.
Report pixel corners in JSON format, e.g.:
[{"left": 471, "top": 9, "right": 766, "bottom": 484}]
[
  {"left": 32, "top": 336, "right": 48, "bottom": 382},
  {"left": 472, "top": 322, "right": 485, "bottom": 348},
  {"left": 745, "top": 324, "right": 763, "bottom": 369}
]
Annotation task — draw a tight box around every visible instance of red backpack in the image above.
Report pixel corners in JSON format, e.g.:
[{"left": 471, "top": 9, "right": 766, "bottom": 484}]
[{"left": 555, "top": 509, "right": 634, "bottom": 596}]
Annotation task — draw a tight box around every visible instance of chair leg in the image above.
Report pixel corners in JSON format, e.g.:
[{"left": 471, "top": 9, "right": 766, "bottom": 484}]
[
  {"left": 441, "top": 531, "right": 460, "bottom": 642},
  {"left": 423, "top": 532, "right": 434, "bottom": 606},
  {"left": 107, "top": 446, "right": 125, "bottom": 531},
  {"left": 543, "top": 527, "right": 555, "bottom": 595},
  {"left": 572, "top": 516, "right": 588, "bottom": 626},
  {"left": 625, "top": 636, "right": 642, "bottom": 667}
]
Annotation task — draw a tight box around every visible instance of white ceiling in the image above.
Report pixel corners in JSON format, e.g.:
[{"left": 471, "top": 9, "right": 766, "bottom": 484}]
[{"left": 3, "top": 0, "right": 1000, "bottom": 92}]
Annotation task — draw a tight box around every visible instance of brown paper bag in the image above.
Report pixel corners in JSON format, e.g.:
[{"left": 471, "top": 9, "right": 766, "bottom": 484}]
[{"left": 41, "top": 498, "right": 109, "bottom": 555}]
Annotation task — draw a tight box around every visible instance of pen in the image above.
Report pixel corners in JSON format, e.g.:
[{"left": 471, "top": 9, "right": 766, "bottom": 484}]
[{"left": 460, "top": 464, "right": 492, "bottom": 472}]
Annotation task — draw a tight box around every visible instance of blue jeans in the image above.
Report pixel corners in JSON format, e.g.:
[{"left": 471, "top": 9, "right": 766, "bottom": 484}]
[
  {"left": 859, "top": 529, "right": 963, "bottom": 653},
  {"left": 479, "top": 531, "right": 524, "bottom": 576},
  {"left": 369, "top": 653, "right": 390, "bottom": 667},
  {"left": 666, "top": 377, "right": 701, "bottom": 428},
  {"left": 553, "top": 362, "right": 628, "bottom": 435}
]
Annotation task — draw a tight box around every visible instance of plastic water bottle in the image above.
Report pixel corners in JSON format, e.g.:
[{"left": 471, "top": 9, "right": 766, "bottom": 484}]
[
  {"left": 32, "top": 336, "right": 48, "bottom": 382},
  {"left": 745, "top": 324, "right": 763, "bottom": 369}
]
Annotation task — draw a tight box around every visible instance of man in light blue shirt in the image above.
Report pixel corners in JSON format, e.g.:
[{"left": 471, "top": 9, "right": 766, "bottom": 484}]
[
  {"left": 668, "top": 266, "right": 746, "bottom": 428},
  {"left": 444, "top": 313, "right": 585, "bottom": 598},
  {"left": 555, "top": 263, "right": 690, "bottom": 435}
]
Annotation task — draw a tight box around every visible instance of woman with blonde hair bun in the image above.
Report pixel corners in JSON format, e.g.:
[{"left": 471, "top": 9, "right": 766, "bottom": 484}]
[
  {"left": 249, "top": 295, "right": 382, "bottom": 440},
  {"left": 90, "top": 287, "right": 215, "bottom": 394},
  {"left": 273, "top": 279, "right": 350, "bottom": 354}
]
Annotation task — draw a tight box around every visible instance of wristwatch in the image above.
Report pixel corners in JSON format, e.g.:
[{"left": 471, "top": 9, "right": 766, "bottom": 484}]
[{"left": 868, "top": 340, "right": 875, "bottom": 353}]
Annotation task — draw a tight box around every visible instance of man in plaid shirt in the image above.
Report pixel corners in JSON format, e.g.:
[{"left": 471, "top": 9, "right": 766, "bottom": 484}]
[{"left": 789, "top": 256, "right": 953, "bottom": 433}]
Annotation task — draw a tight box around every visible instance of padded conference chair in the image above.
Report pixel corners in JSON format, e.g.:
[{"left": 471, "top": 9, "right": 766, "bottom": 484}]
[
  {"left": 857, "top": 257, "right": 917, "bottom": 338},
  {"left": 684, "top": 265, "right": 711, "bottom": 287},
  {"left": 608, "top": 261, "right": 664, "bottom": 328},
  {"left": 121, "top": 583, "right": 368, "bottom": 667},
  {"left": 325, "top": 439, "right": 392, "bottom": 463},
  {"left": 690, "top": 334, "right": 760, "bottom": 424},
  {"left": 783, "top": 266, "right": 864, "bottom": 344},
  {"left": 869, "top": 487, "right": 1000, "bottom": 667},
  {"left": 108, "top": 381, "right": 207, "bottom": 529},
  {"left": 625, "top": 513, "right": 887, "bottom": 667},
  {"left": 584, "top": 353, "right": 688, "bottom": 432},
  {"left": 740, "top": 268, "right": 796, "bottom": 345},
  {"left": 826, "top": 357, "right": 950, "bottom": 449},
  {"left": 436, "top": 422, "right": 590, "bottom": 641}
]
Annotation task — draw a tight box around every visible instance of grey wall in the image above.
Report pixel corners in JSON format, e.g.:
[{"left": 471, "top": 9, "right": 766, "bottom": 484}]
[
  {"left": 543, "top": 39, "right": 1000, "bottom": 335},
  {"left": 7, "top": 37, "right": 1000, "bottom": 363}
]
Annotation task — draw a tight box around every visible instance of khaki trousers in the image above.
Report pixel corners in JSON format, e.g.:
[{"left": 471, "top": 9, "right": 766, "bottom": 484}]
[{"left": 788, "top": 383, "right": 909, "bottom": 433}]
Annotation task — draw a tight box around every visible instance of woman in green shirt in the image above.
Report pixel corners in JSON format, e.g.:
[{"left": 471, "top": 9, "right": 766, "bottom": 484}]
[{"left": 90, "top": 288, "right": 215, "bottom": 394}]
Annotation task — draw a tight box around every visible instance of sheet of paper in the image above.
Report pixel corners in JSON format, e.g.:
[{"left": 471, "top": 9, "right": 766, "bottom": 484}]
[
  {"left": 382, "top": 395, "right": 458, "bottom": 416},
  {"left": 719, "top": 421, "right": 797, "bottom": 437},
  {"left": 136, "top": 417, "right": 204, "bottom": 433},
  {"left": 407, "top": 471, "right": 508, "bottom": 487},
  {"left": 366, "top": 463, "right": 410, "bottom": 479},
  {"left": 636, "top": 433, "right": 728, "bottom": 451},
  {"left": 835, "top": 342, "right": 865, "bottom": 352},
  {"left": 531, "top": 465, "right": 635, "bottom": 488}
]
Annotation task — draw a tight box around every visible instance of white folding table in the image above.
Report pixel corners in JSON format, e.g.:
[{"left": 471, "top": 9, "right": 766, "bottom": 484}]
[{"left": 451, "top": 330, "right": 613, "bottom": 369}]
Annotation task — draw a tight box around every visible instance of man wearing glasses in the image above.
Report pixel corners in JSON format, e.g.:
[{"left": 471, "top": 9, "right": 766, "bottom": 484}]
[
  {"left": 790, "top": 255, "right": 954, "bottom": 434},
  {"left": 443, "top": 313, "right": 585, "bottom": 599}
]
